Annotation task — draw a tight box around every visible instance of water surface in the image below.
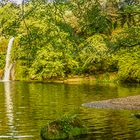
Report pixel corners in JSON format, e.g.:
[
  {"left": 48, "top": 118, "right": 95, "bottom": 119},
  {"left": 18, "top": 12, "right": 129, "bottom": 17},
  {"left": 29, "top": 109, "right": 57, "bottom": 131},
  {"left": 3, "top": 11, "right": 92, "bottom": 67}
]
[{"left": 0, "top": 81, "right": 140, "bottom": 140}]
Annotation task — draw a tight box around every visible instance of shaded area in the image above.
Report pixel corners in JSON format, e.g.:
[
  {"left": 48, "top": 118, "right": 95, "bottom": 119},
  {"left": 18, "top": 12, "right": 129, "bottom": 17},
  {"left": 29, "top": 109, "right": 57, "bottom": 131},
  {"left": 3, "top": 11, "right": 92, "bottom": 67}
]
[{"left": 83, "top": 95, "right": 140, "bottom": 110}]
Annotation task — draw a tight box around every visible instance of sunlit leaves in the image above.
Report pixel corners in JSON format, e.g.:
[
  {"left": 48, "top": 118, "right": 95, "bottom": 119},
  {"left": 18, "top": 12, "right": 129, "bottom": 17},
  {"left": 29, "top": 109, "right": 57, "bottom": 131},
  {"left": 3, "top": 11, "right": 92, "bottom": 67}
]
[
  {"left": 29, "top": 49, "right": 65, "bottom": 80},
  {"left": 0, "top": 0, "right": 139, "bottom": 82},
  {"left": 116, "top": 46, "right": 140, "bottom": 82},
  {"left": 0, "top": 3, "right": 21, "bottom": 36},
  {"left": 78, "top": 34, "right": 108, "bottom": 73}
]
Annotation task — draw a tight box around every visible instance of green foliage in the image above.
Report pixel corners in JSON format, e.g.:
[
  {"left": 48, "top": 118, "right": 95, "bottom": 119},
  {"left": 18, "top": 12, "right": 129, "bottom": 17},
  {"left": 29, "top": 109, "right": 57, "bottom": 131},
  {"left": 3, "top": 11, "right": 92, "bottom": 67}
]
[
  {"left": 14, "top": 61, "right": 29, "bottom": 80},
  {"left": 29, "top": 46, "right": 79, "bottom": 80},
  {"left": 105, "top": 0, "right": 140, "bottom": 29},
  {"left": 82, "top": 4, "right": 112, "bottom": 35},
  {"left": 68, "top": 0, "right": 112, "bottom": 36},
  {"left": 29, "top": 50, "right": 65, "bottom": 80},
  {"left": 118, "top": 0, "right": 140, "bottom": 27},
  {"left": 40, "top": 115, "right": 87, "bottom": 140},
  {"left": 0, "top": 38, "right": 7, "bottom": 69},
  {"left": 78, "top": 34, "right": 109, "bottom": 74},
  {"left": 110, "top": 26, "right": 140, "bottom": 49},
  {"left": 0, "top": 0, "right": 139, "bottom": 83},
  {"left": 0, "top": 53, "right": 5, "bottom": 69},
  {"left": 115, "top": 46, "right": 140, "bottom": 83},
  {"left": 0, "top": 3, "right": 20, "bottom": 36}
]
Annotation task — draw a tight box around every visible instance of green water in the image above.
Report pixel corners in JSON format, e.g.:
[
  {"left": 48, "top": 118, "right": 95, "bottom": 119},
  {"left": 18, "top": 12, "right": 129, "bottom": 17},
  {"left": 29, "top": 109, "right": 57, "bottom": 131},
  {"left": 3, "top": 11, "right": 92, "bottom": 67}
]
[{"left": 0, "top": 81, "right": 140, "bottom": 140}]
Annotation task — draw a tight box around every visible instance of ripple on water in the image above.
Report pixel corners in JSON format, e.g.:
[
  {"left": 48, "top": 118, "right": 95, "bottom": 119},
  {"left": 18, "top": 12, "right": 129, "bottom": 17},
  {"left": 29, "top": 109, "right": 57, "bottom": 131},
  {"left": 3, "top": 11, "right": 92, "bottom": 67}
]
[{"left": 0, "top": 82, "right": 140, "bottom": 140}]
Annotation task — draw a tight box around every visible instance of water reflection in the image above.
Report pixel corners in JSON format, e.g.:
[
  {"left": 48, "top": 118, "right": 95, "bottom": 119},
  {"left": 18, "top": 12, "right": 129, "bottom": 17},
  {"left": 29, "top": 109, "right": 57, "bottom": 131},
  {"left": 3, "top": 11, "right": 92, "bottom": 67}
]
[
  {"left": 4, "top": 82, "right": 14, "bottom": 133},
  {"left": 2, "top": 82, "right": 34, "bottom": 139},
  {"left": 0, "top": 82, "right": 140, "bottom": 140}
]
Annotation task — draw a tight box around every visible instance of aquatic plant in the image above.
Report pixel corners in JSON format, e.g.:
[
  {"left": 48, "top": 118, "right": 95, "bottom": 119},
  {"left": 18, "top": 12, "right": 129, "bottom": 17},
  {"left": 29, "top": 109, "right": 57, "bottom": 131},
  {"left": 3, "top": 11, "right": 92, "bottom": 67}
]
[{"left": 40, "top": 115, "right": 88, "bottom": 140}]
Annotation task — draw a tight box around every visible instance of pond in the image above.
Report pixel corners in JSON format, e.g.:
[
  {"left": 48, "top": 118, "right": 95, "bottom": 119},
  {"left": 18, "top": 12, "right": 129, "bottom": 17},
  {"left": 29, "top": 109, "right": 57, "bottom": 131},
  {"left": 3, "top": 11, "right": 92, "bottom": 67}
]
[{"left": 0, "top": 81, "right": 140, "bottom": 140}]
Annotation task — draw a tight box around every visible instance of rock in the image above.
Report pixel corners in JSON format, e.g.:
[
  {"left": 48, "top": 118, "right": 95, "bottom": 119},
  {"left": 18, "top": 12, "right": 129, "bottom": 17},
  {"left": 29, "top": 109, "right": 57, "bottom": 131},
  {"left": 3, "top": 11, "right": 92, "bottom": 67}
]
[
  {"left": 40, "top": 115, "right": 88, "bottom": 140},
  {"left": 82, "top": 95, "right": 140, "bottom": 110}
]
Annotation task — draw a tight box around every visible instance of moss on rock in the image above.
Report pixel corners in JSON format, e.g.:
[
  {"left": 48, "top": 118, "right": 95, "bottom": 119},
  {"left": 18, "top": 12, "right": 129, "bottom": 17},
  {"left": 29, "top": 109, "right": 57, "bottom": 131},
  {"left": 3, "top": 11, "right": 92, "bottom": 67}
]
[{"left": 40, "top": 115, "right": 88, "bottom": 140}]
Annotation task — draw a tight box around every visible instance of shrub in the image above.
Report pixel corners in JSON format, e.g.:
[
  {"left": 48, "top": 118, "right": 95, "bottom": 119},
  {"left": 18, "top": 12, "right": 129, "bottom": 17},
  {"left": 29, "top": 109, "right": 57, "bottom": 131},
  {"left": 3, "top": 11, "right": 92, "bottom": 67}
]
[
  {"left": 29, "top": 49, "right": 65, "bottom": 80},
  {"left": 78, "top": 34, "right": 109, "bottom": 74},
  {"left": 115, "top": 46, "right": 140, "bottom": 83}
]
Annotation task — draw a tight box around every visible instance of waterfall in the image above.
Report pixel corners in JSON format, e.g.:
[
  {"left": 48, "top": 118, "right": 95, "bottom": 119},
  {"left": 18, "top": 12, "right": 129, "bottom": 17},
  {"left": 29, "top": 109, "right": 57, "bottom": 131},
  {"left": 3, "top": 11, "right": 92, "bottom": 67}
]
[{"left": 3, "top": 37, "right": 14, "bottom": 81}]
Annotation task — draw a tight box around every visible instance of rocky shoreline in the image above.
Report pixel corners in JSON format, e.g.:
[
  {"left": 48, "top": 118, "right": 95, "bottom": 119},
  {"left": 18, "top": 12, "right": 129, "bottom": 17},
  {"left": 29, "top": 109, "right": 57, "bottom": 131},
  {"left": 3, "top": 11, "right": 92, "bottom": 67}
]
[{"left": 82, "top": 95, "right": 140, "bottom": 110}]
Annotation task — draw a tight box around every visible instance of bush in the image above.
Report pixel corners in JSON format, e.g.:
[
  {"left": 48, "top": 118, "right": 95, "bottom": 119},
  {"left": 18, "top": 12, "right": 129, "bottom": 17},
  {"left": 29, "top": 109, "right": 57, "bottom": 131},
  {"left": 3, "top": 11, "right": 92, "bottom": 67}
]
[
  {"left": 115, "top": 46, "right": 140, "bottom": 83},
  {"left": 78, "top": 34, "right": 109, "bottom": 74},
  {"left": 109, "top": 26, "right": 140, "bottom": 49},
  {"left": 14, "top": 61, "right": 30, "bottom": 80},
  {"left": 29, "top": 49, "right": 65, "bottom": 80}
]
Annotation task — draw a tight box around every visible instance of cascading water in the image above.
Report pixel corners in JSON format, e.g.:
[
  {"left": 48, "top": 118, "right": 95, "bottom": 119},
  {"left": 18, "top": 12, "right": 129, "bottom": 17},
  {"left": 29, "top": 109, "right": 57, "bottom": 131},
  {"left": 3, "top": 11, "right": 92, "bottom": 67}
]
[{"left": 3, "top": 37, "right": 14, "bottom": 81}]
